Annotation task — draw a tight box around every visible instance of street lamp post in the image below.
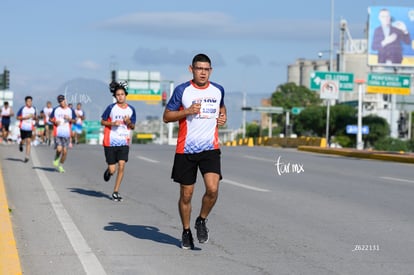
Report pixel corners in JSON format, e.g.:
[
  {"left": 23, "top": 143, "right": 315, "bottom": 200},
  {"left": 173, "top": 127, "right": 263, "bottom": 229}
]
[
  {"left": 325, "top": 0, "right": 335, "bottom": 147},
  {"left": 329, "top": 0, "right": 335, "bottom": 72},
  {"left": 356, "top": 79, "right": 365, "bottom": 150}
]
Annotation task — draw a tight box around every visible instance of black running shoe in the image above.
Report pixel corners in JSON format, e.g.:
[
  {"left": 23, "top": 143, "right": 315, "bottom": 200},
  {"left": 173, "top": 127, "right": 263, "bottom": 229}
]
[
  {"left": 112, "top": 192, "right": 123, "bottom": 202},
  {"left": 181, "top": 229, "right": 194, "bottom": 250},
  {"left": 24, "top": 157, "right": 29, "bottom": 163},
  {"left": 103, "top": 169, "right": 111, "bottom": 182},
  {"left": 19, "top": 143, "right": 23, "bottom": 152},
  {"left": 195, "top": 217, "right": 209, "bottom": 243}
]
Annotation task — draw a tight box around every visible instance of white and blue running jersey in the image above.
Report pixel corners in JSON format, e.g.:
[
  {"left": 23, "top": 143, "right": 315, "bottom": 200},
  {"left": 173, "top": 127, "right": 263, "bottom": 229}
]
[
  {"left": 166, "top": 80, "right": 225, "bottom": 154},
  {"left": 101, "top": 103, "right": 136, "bottom": 147},
  {"left": 16, "top": 106, "right": 36, "bottom": 131},
  {"left": 50, "top": 106, "right": 76, "bottom": 138}
]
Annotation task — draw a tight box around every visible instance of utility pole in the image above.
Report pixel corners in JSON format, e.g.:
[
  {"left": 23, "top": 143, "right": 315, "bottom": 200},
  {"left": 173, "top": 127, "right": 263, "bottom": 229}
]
[
  {"left": 242, "top": 92, "right": 246, "bottom": 139},
  {"left": 356, "top": 79, "right": 365, "bottom": 150},
  {"left": 325, "top": 0, "right": 335, "bottom": 147}
]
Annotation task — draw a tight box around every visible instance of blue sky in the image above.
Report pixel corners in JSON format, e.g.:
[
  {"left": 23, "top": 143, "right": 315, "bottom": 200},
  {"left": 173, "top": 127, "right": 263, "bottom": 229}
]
[{"left": 1, "top": 0, "right": 413, "bottom": 106}]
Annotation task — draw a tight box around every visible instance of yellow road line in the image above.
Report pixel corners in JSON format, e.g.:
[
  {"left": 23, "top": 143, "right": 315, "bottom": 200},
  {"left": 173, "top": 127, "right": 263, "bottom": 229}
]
[{"left": 0, "top": 161, "right": 22, "bottom": 275}]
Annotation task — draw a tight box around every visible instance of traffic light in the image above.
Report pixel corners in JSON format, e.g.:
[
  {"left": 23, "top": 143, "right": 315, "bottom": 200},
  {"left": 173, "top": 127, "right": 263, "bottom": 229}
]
[
  {"left": 398, "top": 111, "right": 408, "bottom": 138},
  {"left": 3, "top": 69, "right": 10, "bottom": 90},
  {"left": 111, "top": 70, "right": 116, "bottom": 82},
  {"left": 162, "top": 91, "right": 167, "bottom": 106}
]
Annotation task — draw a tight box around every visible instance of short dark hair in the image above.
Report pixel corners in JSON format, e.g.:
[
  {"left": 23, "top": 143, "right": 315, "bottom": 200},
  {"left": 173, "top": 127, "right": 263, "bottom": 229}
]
[
  {"left": 25, "top": 96, "right": 32, "bottom": 102},
  {"left": 192, "top": 53, "right": 211, "bottom": 66}
]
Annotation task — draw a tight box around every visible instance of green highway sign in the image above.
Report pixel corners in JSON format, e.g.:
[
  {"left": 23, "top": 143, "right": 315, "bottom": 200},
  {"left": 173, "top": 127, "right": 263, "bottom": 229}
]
[
  {"left": 83, "top": 120, "right": 101, "bottom": 128},
  {"left": 84, "top": 121, "right": 101, "bottom": 141},
  {"left": 310, "top": 71, "right": 354, "bottom": 91},
  {"left": 291, "top": 107, "right": 304, "bottom": 115},
  {"left": 127, "top": 89, "right": 162, "bottom": 101},
  {"left": 86, "top": 133, "right": 100, "bottom": 139},
  {"left": 127, "top": 89, "right": 161, "bottom": 95},
  {"left": 367, "top": 73, "right": 411, "bottom": 95}
]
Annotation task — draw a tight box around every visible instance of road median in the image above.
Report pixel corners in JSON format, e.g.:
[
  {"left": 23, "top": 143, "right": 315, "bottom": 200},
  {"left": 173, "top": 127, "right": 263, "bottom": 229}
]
[{"left": 298, "top": 146, "right": 414, "bottom": 164}]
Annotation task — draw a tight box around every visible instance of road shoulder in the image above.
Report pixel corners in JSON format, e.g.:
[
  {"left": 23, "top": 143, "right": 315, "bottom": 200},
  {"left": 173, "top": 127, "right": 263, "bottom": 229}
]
[{"left": 0, "top": 159, "right": 22, "bottom": 275}]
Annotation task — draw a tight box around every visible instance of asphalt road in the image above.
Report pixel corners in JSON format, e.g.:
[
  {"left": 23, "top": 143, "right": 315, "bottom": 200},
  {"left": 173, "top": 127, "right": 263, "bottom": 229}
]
[{"left": 1, "top": 143, "right": 414, "bottom": 275}]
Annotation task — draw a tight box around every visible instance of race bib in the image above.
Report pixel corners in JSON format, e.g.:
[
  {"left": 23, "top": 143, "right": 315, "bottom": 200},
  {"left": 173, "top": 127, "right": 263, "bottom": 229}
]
[{"left": 199, "top": 102, "right": 218, "bottom": 119}]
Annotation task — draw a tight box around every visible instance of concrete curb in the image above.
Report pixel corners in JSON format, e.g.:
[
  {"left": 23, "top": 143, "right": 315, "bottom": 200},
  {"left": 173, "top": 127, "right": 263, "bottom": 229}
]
[
  {"left": 298, "top": 146, "right": 414, "bottom": 164},
  {"left": 0, "top": 161, "right": 22, "bottom": 274}
]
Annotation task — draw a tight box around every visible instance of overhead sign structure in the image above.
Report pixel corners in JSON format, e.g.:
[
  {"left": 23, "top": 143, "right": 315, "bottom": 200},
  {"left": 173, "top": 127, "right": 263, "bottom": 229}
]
[
  {"left": 366, "top": 73, "right": 411, "bottom": 95},
  {"left": 346, "top": 125, "right": 369, "bottom": 135},
  {"left": 320, "top": 80, "right": 339, "bottom": 100},
  {"left": 117, "top": 70, "right": 162, "bottom": 101},
  {"left": 310, "top": 71, "right": 354, "bottom": 91}
]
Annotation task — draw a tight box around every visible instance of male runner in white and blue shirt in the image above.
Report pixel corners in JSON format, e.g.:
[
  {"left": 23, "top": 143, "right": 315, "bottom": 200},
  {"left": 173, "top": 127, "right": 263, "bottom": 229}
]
[
  {"left": 49, "top": 95, "right": 76, "bottom": 173},
  {"left": 16, "top": 96, "right": 36, "bottom": 163},
  {"left": 163, "top": 53, "right": 227, "bottom": 249}
]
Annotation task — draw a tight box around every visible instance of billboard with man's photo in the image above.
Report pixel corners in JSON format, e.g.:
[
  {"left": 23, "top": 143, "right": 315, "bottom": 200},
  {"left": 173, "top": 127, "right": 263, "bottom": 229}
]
[{"left": 368, "top": 6, "right": 414, "bottom": 67}]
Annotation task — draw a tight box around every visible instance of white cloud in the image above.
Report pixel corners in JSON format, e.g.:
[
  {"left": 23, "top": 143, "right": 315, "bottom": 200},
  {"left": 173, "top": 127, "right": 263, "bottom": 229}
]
[
  {"left": 79, "top": 60, "right": 101, "bottom": 70},
  {"left": 96, "top": 12, "right": 328, "bottom": 41}
]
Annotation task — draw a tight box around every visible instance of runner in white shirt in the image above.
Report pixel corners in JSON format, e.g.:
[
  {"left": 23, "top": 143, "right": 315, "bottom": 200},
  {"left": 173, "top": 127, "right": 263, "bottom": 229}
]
[
  {"left": 49, "top": 95, "right": 76, "bottom": 173},
  {"left": 16, "top": 96, "right": 37, "bottom": 163},
  {"left": 163, "top": 53, "right": 227, "bottom": 249},
  {"left": 101, "top": 81, "right": 136, "bottom": 201},
  {"left": 1, "top": 101, "right": 14, "bottom": 143},
  {"left": 43, "top": 101, "right": 53, "bottom": 146},
  {"left": 71, "top": 102, "right": 85, "bottom": 145}
]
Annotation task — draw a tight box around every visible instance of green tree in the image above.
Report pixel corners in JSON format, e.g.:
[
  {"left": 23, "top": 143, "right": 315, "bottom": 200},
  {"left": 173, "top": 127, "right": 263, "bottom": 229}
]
[
  {"left": 329, "top": 104, "right": 357, "bottom": 135},
  {"left": 294, "top": 106, "right": 325, "bottom": 136},
  {"left": 362, "top": 115, "right": 389, "bottom": 148},
  {"left": 294, "top": 104, "right": 356, "bottom": 138},
  {"left": 245, "top": 123, "right": 260, "bottom": 138},
  {"left": 271, "top": 82, "right": 321, "bottom": 109},
  {"left": 270, "top": 82, "right": 322, "bottom": 128}
]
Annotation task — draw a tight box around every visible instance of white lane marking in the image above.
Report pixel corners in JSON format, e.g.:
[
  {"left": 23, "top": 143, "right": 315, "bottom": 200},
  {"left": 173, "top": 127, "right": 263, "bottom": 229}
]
[
  {"left": 137, "top": 156, "right": 160, "bottom": 163},
  {"left": 222, "top": 179, "right": 270, "bottom": 192},
  {"left": 380, "top": 176, "right": 414, "bottom": 184},
  {"left": 31, "top": 149, "right": 107, "bottom": 275}
]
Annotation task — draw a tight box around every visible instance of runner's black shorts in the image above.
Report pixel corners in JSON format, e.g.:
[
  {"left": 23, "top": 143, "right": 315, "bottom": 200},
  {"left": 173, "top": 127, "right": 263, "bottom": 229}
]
[
  {"left": 20, "top": 130, "right": 33, "bottom": 140},
  {"left": 104, "top": 146, "right": 129, "bottom": 165},
  {"left": 171, "top": 149, "right": 222, "bottom": 185},
  {"left": 1, "top": 123, "right": 10, "bottom": 132}
]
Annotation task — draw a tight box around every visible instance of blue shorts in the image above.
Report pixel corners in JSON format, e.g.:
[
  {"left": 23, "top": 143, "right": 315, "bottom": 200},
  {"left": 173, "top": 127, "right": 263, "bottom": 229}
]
[{"left": 72, "top": 124, "right": 83, "bottom": 134}]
